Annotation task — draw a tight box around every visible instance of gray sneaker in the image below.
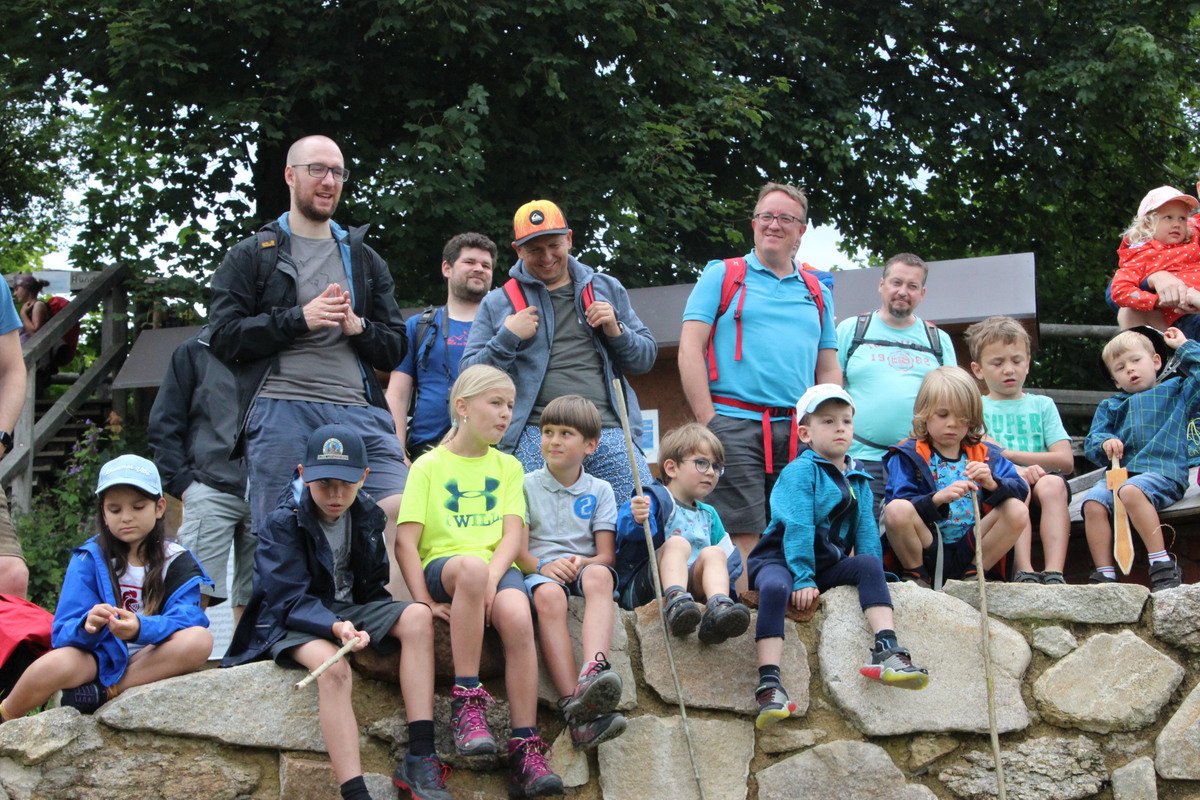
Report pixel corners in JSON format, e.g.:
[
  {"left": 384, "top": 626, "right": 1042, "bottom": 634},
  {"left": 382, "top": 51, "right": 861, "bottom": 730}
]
[
  {"left": 566, "top": 711, "right": 627, "bottom": 750},
  {"left": 560, "top": 655, "right": 622, "bottom": 722},
  {"left": 860, "top": 646, "right": 929, "bottom": 690},
  {"left": 1150, "top": 558, "right": 1183, "bottom": 592}
]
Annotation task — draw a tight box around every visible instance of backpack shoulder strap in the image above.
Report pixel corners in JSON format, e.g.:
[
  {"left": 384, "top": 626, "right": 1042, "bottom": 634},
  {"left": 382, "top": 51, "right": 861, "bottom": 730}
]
[
  {"left": 923, "top": 319, "right": 943, "bottom": 361},
  {"left": 705, "top": 258, "right": 748, "bottom": 382},
  {"left": 503, "top": 278, "right": 527, "bottom": 312},
  {"left": 844, "top": 313, "right": 874, "bottom": 364},
  {"left": 414, "top": 305, "right": 441, "bottom": 373},
  {"left": 797, "top": 268, "right": 826, "bottom": 325},
  {"left": 254, "top": 229, "right": 279, "bottom": 301}
]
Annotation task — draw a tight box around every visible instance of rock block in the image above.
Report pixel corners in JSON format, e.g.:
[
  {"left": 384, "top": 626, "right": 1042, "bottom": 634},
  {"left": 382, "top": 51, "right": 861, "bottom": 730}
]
[
  {"left": 549, "top": 727, "right": 589, "bottom": 788},
  {"left": 352, "top": 617, "right": 506, "bottom": 684},
  {"left": 939, "top": 737, "right": 1105, "bottom": 800},
  {"left": 635, "top": 605, "right": 808, "bottom": 715},
  {"left": 909, "top": 734, "right": 960, "bottom": 771},
  {"left": 536, "top": 597, "right": 636, "bottom": 711},
  {"left": 758, "top": 725, "right": 825, "bottom": 755},
  {"left": 1034, "top": 630, "right": 1182, "bottom": 733},
  {"left": 1111, "top": 756, "right": 1157, "bottom": 800},
  {"left": 757, "top": 740, "right": 936, "bottom": 800},
  {"left": 598, "top": 716, "right": 752, "bottom": 800},
  {"left": 1155, "top": 678, "right": 1200, "bottom": 779},
  {"left": 820, "top": 585, "right": 1030, "bottom": 735},
  {"left": 1031, "top": 626, "right": 1077, "bottom": 658},
  {"left": 0, "top": 708, "right": 99, "bottom": 766},
  {"left": 34, "top": 745, "right": 260, "bottom": 800},
  {"left": 943, "top": 580, "right": 1147, "bottom": 623},
  {"left": 1150, "top": 583, "right": 1200, "bottom": 651},
  {"left": 97, "top": 661, "right": 326, "bottom": 751}
]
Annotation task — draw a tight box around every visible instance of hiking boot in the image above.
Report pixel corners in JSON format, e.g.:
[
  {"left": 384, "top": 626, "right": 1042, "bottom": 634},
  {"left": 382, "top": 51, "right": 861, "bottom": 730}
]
[
  {"left": 1150, "top": 558, "right": 1183, "bottom": 592},
  {"left": 59, "top": 680, "right": 108, "bottom": 714},
  {"left": 565, "top": 710, "right": 627, "bottom": 750},
  {"left": 450, "top": 685, "right": 497, "bottom": 756},
  {"left": 860, "top": 646, "right": 929, "bottom": 690},
  {"left": 1013, "top": 570, "right": 1042, "bottom": 584},
  {"left": 1041, "top": 570, "right": 1066, "bottom": 585},
  {"left": 507, "top": 735, "right": 564, "bottom": 797},
  {"left": 698, "top": 594, "right": 752, "bottom": 645},
  {"left": 900, "top": 569, "right": 931, "bottom": 589},
  {"left": 392, "top": 753, "right": 453, "bottom": 800},
  {"left": 664, "top": 589, "right": 702, "bottom": 637},
  {"left": 560, "top": 654, "right": 622, "bottom": 721},
  {"left": 754, "top": 681, "right": 798, "bottom": 730},
  {"left": 1088, "top": 569, "right": 1117, "bottom": 585}
]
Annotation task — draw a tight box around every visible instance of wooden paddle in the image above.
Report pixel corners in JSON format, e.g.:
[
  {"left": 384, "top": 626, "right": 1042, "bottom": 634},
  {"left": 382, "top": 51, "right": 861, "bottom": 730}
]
[{"left": 1108, "top": 455, "right": 1134, "bottom": 575}]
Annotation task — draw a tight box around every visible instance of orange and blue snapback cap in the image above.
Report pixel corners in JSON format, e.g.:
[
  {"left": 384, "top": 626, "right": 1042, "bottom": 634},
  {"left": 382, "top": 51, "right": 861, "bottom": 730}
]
[{"left": 513, "top": 200, "right": 569, "bottom": 246}]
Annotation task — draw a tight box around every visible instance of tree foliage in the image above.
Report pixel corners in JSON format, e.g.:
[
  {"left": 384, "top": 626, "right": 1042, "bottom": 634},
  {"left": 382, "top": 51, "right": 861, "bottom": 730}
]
[{"left": 3, "top": 0, "right": 1200, "bottom": 388}]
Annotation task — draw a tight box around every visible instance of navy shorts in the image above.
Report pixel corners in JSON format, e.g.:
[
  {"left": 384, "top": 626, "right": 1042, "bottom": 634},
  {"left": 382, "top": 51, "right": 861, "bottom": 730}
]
[
  {"left": 923, "top": 530, "right": 979, "bottom": 581},
  {"left": 424, "top": 557, "right": 529, "bottom": 603}
]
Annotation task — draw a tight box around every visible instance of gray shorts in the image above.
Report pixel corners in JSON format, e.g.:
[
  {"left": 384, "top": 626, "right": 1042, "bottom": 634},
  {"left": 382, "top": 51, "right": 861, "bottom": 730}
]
[
  {"left": 703, "top": 414, "right": 795, "bottom": 534},
  {"left": 270, "top": 598, "right": 417, "bottom": 667},
  {"left": 176, "top": 482, "right": 254, "bottom": 606},
  {"left": 424, "top": 558, "right": 529, "bottom": 604}
]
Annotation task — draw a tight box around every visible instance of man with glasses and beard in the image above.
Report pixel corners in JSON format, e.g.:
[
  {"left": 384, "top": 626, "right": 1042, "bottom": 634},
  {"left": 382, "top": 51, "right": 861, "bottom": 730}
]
[
  {"left": 386, "top": 233, "right": 497, "bottom": 462},
  {"left": 208, "top": 135, "right": 410, "bottom": 596}
]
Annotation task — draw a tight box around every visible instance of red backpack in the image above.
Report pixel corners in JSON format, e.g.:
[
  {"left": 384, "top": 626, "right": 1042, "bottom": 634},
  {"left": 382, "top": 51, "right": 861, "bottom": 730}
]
[
  {"left": 503, "top": 278, "right": 595, "bottom": 312},
  {"left": 705, "top": 257, "right": 828, "bottom": 381}
]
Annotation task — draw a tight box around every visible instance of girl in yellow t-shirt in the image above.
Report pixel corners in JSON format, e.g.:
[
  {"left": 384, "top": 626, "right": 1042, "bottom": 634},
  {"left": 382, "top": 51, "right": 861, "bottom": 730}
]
[{"left": 396, "top": 364, "right": 561, "bottom": 795}]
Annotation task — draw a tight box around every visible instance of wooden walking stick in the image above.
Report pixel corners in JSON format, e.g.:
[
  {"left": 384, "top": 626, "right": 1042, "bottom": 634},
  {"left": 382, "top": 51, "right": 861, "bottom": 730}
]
[
  {"left": 294, "top": 635, "right": 363, "bottom": 690},
  {"left": 971, "top": 490, "right": 1007, "bottom": 800},
  {"left": 1108, "top": 455, "right": 1134, "bottom": 575},
  {"left": 612, "top": 380, "right": 708, "bottom": 800}
]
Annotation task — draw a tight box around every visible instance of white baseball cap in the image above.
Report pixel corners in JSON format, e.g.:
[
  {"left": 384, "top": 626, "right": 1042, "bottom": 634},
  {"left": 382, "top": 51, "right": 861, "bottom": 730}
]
[{"left": 796, "top": 384, "right": 855, "bottom": 415}]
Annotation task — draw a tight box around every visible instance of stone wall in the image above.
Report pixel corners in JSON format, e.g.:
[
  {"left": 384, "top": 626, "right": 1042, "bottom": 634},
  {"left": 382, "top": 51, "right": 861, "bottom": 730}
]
[{"left": 3, "top": 581, "right": 1200, "bottom": 799}]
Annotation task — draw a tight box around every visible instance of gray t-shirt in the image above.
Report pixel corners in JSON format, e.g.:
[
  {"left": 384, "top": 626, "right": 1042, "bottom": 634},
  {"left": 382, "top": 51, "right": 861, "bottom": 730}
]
[
  {"left": 524, "top": 466, "right": 618, "bottom": 562},
  {"left": 318, "top": 513, "right": 354, "bottom": 603},
  {"left": 530, "top": 285, "right": 620, "bottom": 427},
  {"left": 259, "top": 234, "right": 367, "bottom": 406}
]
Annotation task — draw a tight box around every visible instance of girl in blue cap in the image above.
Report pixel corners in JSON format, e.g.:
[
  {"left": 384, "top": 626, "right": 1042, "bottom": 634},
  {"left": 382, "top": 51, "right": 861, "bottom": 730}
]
[{"left": 0, "top": 455, "right": 212, "bottom": 722}]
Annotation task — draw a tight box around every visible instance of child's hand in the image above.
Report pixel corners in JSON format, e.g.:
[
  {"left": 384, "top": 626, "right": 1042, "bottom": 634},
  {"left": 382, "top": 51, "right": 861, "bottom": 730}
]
[
  {"left": 1164, "top": 326, "right": 1188, "bottom": 349},
  {"left": 1102, "top": 438, "right": 1125, "bottom": 460},
  {"left": 428, "top": 602, "right": 452, "bottom": 624},
  {"left": 539, "top": 556, "right": 578, "bottom": 583},
  {"left": 630, "top": 495, "right": 651, "bottom": 525},
  {"left": 332, "top": 620, "right": 370, "bottom": 651},
  {"left": 84, "top": 603, "right": 117, "bottom": 634},
  {"left": 933, "top": 480, "right": 975, "bottom": 506},
  {"left": 791, "top": 587, "right": 820, "bottom": 612},
  {"left": 106, "top": 608, "right": 141, "bottom": 641},
  {"left": 483, "top": 582, "right": 498, "bottom": 626},
  {"left": 965, "top": 460, "right": 997, "bottom": 492},
  {"left": 1018, "top": 464, "right": 1046, "bottom": 485}
]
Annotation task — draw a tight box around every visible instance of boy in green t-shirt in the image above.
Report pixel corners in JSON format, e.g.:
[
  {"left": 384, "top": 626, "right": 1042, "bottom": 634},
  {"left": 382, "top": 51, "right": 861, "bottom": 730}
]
[{"left": 966, "top": 316, "right": 1073, "bottom": 584}]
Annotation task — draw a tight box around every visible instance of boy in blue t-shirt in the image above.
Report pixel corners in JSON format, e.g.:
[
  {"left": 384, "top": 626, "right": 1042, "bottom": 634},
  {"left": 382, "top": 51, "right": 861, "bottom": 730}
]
[
  {"left": 614, "top": 424, "right": 749, "bottom": 644},
  {"left": 967, "top": 316, "right": 1073, "bottom": 584}
]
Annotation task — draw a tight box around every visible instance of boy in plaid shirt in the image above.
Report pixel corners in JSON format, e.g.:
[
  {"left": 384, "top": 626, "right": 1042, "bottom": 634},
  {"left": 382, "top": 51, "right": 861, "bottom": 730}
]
[{"left": 1083, "top": 326, "right": 1198, "bottom": 590}]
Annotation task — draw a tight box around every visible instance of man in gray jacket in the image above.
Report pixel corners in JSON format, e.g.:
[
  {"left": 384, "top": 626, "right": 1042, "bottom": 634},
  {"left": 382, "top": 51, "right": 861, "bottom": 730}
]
[
  {"left": 461, "top": 200, "right": 655, "bottom": 503},
  {"left": 149, "top": 327, "right": 252, "bottom": 622}
]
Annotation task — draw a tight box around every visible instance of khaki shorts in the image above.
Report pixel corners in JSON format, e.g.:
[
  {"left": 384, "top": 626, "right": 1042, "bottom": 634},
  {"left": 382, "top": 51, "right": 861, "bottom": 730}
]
[{"left": 0, "top": 485, "right": 22, "bottom": 561}]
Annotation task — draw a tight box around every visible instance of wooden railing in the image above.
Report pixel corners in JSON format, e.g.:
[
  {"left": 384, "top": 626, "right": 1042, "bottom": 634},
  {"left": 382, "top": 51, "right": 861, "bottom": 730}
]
[{"left": 0, "top": 264, "right": 130, "bottom": 511}]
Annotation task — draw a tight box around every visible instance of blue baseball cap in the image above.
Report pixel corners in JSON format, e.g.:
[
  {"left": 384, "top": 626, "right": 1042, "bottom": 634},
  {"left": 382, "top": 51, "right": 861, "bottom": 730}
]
[
  {"left": 95, "top": 454, "right": 163, "bottom": 496},
  {"left": 302, "top": 424, "right": 368, "bottom": 482}
]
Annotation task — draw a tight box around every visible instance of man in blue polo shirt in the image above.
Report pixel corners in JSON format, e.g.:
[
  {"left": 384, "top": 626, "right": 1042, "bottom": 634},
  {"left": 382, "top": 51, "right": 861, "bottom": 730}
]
[
  {"left": 677, "top": 182, "right": 840, "bottom": 588},
  {"left": 0, "top": 279, "right": 27, "bottom": 597},
  {"left": 386, "top": 232, "right": 496, "bottom": 462}
]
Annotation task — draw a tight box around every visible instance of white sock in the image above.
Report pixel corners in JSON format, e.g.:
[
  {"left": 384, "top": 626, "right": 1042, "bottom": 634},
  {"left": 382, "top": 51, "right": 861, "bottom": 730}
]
[
  {"left": 1148, "top": 550, "right": 1171, "bottom": 565},
  {"left": 1097, "top": 566, "right": 1117, "bottom": 578}
]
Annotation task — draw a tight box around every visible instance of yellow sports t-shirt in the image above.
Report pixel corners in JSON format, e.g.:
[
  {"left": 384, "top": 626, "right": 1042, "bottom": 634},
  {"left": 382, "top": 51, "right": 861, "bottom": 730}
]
[{"left": 398, "top": 445, "right": 527, "bottom": 568}]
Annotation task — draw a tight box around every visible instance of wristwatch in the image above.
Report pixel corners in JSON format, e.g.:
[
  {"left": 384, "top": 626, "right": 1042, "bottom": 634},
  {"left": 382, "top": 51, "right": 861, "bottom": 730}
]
[{"left": 0, "top": 431, "right": 13, "bottom": 454}]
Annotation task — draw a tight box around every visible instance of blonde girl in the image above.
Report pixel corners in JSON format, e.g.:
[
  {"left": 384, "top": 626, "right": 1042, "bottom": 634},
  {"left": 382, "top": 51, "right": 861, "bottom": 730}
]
[
  {"left": 0, "top": 455, "right": 211, "bottom": 722},
  {"left": 395, "top": 364, "right": 562, "bottom": 797}
]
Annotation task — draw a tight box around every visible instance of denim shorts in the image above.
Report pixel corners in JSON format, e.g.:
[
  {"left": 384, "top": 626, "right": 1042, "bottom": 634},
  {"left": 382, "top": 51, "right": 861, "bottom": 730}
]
[
  {"left": 1081, "top": 470, "right": 1184, "bottom": 514},
  {"left": 524, "top": 562, "right": 618, "bottom": 597},
  {"left": 424, "top": 557, "right": 528, "bottom": 603}
]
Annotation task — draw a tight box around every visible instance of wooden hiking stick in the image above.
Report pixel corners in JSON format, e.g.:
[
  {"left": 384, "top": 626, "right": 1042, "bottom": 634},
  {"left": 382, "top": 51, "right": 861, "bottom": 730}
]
[
  {"left": 612, "top": 380, "right": 708, "bottom": 800},
  {"left": 1108, "top": 455, "right": 1134, "bottom": 575},
  {"left": 971, "top": 490, "right": 1007, "bottom": 800},
  {"left": 293, "top": 635, "right": 363, "bottom": 690}
]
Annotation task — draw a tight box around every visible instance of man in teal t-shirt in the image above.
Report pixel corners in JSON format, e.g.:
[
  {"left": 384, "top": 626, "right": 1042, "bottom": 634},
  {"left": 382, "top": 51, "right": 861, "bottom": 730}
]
[{"left": 836, "top": 253, "right": 955, "bottom": 512}]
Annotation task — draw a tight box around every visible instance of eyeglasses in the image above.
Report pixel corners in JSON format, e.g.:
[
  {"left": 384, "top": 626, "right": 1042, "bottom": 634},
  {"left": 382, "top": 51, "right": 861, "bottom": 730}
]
[
  {"left": 681, "top": 458, "right": 725, "bottom": 477},
  {"left": 751, "top": 212, "right": 804, "bottom": 226},
  {"left": 291, "top": 163, "right": 351, "bottom": 183}
]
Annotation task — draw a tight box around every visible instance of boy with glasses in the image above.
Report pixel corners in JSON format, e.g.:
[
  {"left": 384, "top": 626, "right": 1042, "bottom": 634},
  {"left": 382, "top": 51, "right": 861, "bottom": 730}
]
[{"left": 614, "top": 424, "right": 750, "bottom": 643}]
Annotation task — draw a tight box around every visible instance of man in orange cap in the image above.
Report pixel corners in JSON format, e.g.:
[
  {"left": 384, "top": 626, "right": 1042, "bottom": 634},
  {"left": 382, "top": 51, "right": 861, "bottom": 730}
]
[{"left": 462, "top": 200, "right": 656, "bottom": 503}]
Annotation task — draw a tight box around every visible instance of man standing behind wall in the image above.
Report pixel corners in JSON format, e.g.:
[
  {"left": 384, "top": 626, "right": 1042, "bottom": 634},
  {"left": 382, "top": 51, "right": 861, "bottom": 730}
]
[
  {"left": 835, "top": 253, "right": 955, "bottom": 509},
  {"left": 678, "top": 183, "right": 840, "bottom": 586},
  {"left": 461, "top": 200, "right": 656, "bottom": 503},
  {"left": 0, "top": 279, "right": 27, "bottom": 598},
  {"left": 386, "top": 233, "right": 496, "bottom": 462},
  {"left": 209, "top": 135, "right": 410, "bottom": 594}
]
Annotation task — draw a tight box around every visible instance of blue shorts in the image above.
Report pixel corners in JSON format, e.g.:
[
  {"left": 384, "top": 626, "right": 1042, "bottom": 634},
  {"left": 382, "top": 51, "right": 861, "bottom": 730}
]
[
  {"left": 1081, "top": 471, "right": 1184, "bottom": 515},
  {"left": 525, "top": 562, "right": 618, "bottom": 597},
  {"left": 424, "top": 557, "right": 528, "bottom": 603}
]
